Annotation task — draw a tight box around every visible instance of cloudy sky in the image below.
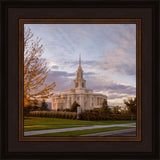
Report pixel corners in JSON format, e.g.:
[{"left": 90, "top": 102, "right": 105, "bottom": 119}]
[{"left": 25, "top": 23, "right": 136, "bottom": 106}]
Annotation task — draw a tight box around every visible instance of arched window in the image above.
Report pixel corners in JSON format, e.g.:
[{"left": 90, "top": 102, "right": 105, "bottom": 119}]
[
  {"left": 97, "top": 98, "right": 100, "bottom": 105},
  {"left": 82, "top": 82, "right": 84, "bottom": 88}
]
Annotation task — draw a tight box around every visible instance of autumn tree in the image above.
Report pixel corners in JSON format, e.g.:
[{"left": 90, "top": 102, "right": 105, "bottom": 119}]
[
  {"left": 124, "top": 97, "right": 136, "bottom": 114},
  {"left": 24, "top": 27, "right": 56, "bottom": 106}
]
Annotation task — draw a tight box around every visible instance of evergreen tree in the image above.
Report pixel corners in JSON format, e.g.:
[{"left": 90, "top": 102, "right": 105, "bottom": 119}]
[
  {"left": 101, "top": 99, "right": 111, "bottom": 113},
  {"left": 70, "top": 101, "right": 80, "bottom": 112}
]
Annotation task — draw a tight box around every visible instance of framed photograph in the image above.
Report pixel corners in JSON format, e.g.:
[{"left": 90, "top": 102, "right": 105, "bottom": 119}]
[
  {"left": 0, "top": 0, "right": 159, "bottom": 159},
  {"left": 19, "top": 19, "right": 141, "bottom": 141}
]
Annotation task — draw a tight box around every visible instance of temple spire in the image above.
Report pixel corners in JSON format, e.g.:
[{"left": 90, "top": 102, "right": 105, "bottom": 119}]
[
  {"left": 79, "top": 53, "right": 81, "bottom": 67},
  {"left": 74, "top": 53, "right": 85, "bottom": 89}
]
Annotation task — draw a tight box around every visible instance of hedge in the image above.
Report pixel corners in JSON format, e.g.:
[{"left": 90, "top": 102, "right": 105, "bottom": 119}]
[
  {"left": 79, "top": 112, "right": 136, "bottom": 121},
  {"left": 29, "top": 111, "right": 136, "bottom": 121},
  {"left": 29, "top": 111, "right": 77, "bottom": 119}
]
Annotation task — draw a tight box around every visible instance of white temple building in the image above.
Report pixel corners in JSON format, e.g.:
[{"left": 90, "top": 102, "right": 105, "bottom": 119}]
[{"left": 52, "top": 54, "right": 107, "bottom": 111}]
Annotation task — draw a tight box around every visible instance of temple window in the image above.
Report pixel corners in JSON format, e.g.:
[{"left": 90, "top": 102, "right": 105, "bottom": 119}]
[
  {"left": 97, "top": 98, "right": 100, "bottom": 105},
  {"left": 100, "top": 99, "right": 102, "bottom": 105},
  {"left": 76, "top": 82, "right": 78, "bottom": 88},
  {"left": 82, "top": 82, "right": 84, "bottom": 88}
]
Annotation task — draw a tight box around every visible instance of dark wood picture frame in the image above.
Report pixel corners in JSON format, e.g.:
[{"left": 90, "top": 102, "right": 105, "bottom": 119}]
[{"left": 0, "top": 0, "right": 159, "bottom": 159}]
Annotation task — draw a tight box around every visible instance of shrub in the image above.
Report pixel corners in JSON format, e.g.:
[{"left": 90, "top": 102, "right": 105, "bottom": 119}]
[
  {"left": 64, "top": 108, "right": 71, "bottom": 112},
  {"left": 92, "top": 108, "right": 101, "bottom": 113}
]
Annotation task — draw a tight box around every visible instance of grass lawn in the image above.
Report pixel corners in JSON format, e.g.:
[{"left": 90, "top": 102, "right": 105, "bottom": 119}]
[
  {"left": 24, "top": 125, "right": 86, "bottom": 132},
  {"left": 28, "top": 127, "right": 134, "bottom": 137},
  {"left": 24, "top": 117, "right": 136, "bottom": 132}
]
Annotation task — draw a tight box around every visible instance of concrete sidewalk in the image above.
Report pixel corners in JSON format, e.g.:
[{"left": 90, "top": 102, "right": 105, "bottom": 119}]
[
  {"left": 80, "top": 128, "right": 136, "bottom": 137},
  {"left": 24, "top": 123, "right": 136, "bottom": 136}
]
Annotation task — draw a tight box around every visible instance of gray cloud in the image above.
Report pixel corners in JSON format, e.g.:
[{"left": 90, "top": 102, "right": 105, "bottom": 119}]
[
  {"left": 108, "top": 94, "right": 127, "bottom": 100},
  {"left": 115, "top": 64, "right": 136, "bottom": 75},
  {"left": 49, "top": 71, "right": 75, "bottom": 77},
  {"left": 49, "top": 71, "right": 95, "bottom": 77},
  {"left": 99, "top": 48, "right": 136, "bottom": 76},
  {"left": 51, "top": 65, "right": 59, "bottom": 69},
  {"left": 101, "top": 61, "right": 136, "bottom": 76},
  {"left": 46, "top": 71, "right": 73, "bottom": 92},
  {"left": 46, "top": 71, "right": 96, "bottom": 93},
  {"left": 106, "top": 84, "right": 136, "bottom": 95},
  {"left": 63, "top": 60, "right": 98, "bottom": 67},
  {"left": 85, "top": 76, "right": 136, "bottom": 96},
  {"left": 83, "top": 72, "right": 95, "bottom": 76}
]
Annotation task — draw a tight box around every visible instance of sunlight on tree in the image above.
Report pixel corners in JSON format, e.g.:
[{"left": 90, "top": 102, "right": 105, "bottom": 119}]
[{"left": 24, "top": 27, "right": 56, "bottom": 106}]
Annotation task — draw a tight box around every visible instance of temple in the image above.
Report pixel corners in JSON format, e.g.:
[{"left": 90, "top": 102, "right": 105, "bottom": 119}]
[{"left": 52, "top": 54, "right": 107, "bottom": 111}]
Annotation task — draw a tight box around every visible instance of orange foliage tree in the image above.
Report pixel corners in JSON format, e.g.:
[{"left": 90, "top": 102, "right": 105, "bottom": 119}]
[{"left": 24, "top": 27, "right": 56, "bottom": 106}]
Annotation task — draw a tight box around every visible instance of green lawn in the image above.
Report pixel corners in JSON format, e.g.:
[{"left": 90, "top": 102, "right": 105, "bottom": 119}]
[
  {"left": 29, "top": 127, "right": 134, "bottom": 137},
  {"left": 24, "top": 125, "right": 86, "bottom": 131},
  {"left": 24, "top": 117, "right": 136, "bottom": 132}
]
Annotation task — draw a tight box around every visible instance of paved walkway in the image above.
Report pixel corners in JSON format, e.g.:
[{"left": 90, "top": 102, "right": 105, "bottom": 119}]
[
  {"left": 24, "top": 123, "right": 136, "bottom": 136},
  {"left": 80, "top": 128, "right": 136, "bottom": 137}
]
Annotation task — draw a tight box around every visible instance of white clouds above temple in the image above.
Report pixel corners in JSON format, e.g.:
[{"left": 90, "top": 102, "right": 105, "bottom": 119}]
[{"left": 24, "top": 23, "right": 136, "bottom": 106}]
